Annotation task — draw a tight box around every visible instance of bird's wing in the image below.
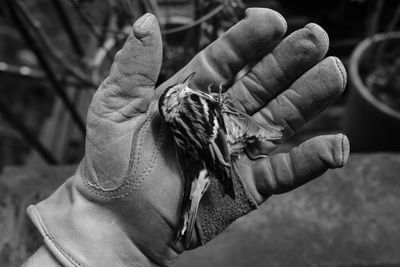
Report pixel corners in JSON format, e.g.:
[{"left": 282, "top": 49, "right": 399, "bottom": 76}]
[
  {"left": 222, "top": 104, "right": 283, "bottom": 142},
  {"left": 200, "top": 95, "right": 235, "bottom": 198}
]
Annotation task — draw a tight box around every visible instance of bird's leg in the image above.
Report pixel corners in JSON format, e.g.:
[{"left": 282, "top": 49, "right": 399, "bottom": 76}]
[
  {"left": 208, "top": 84, "right": 222, "bottom": 104},
  {"left": 219, "top": 83, "right": 223, "bottom": 95},
  {"left": 208, "top": 84, "right": 213, "bottom": 95},
  {"left": 218, "top": 83, "right": 225, "bottom": 104},
  {"left": 244, "top": 147, "right": 269, "bottom": 160}
]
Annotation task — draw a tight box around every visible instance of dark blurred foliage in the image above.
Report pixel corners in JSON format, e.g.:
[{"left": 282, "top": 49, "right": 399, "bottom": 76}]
[
  {"left": 276, "top": 0, "right": 400, "bottom": 55},
  {"left": 0, "top": 22, "right": 54, "bottom": 168}
]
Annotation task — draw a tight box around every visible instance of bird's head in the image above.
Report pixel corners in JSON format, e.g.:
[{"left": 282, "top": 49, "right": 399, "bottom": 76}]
[{"left": 159, "top": 72, "right": 195, "bottom": 122}]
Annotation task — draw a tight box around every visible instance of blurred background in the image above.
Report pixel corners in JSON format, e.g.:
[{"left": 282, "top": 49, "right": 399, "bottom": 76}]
[{"left": 0, "top": 0, "right": 400, "bottom": 266}]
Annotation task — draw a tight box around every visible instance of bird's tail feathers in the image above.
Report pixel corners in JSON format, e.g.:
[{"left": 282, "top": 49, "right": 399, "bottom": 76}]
[{"left": 177, "top": 169, "right": 210, "bottom": 248}]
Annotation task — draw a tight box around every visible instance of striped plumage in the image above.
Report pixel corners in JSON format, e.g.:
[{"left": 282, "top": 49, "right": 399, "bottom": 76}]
[
  {"left": 158, "top": 73, "right": 282, "bottom": 248},
  {"left": 159, "top": 74, "right": 234, "bottom": 197}
]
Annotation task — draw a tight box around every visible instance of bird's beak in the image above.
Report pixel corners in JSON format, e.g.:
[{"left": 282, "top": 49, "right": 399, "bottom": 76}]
[{"left": 182, "top": 72, "right": 195, "bottom": 87}]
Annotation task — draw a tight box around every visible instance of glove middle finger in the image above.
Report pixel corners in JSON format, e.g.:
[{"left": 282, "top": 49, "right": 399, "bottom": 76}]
[{"left": 227, "top": 23, "right": 329, "bottom": 115}]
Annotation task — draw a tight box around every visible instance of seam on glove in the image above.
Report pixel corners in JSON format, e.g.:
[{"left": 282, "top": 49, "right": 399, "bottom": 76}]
[
  {"left": 314, "top": 58, "right": 346, "bottom": 117},
  {"left": 81, "top": 111, "right": 152, "bottom": 192},
  {"left": 334, "top": 57, "right": 346, "bottom": 93},
  {"left": 28, "top": 206, "right": 81, "bottom": 267},
  {"left": 196, "top": 166, "right": 258, "bottom": 244},
  {"left": 339, "top": 134, "right": 347, "bottom": 167},
  {"left": 81, "top": 105, "right": 166, "bottom": 199}
]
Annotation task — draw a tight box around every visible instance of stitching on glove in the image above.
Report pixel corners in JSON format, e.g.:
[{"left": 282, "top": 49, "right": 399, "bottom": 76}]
[
  {"left": 30, "top": 206, "right": 82, "bottom": 266},
  {"left": 129, "top": 104, "right": 167, "bottom": 190},
  {"left": 334, "top": 57, "right": 346, "bottom": 93},
  {"left": 130, "top": 110, "right": 151, "bottom": 181},
  {"left": 340, "top": 134, "right": 345, "bottom": 167},
  {"left": 80, "top": 111, "right": 150, "bottom": 192},
  {"left": 80, "top": 112, "right": 152, "bottom": 194},
  {"left": 82, "top": 103, "right": 166, "bottom": 199},
  {"left": 312, "top": 58, "right": 346, "bottom": 119}
]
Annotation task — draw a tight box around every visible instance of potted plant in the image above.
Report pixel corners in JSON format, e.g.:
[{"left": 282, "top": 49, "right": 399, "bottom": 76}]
[{"left": 344, "top": 2, "right": 400, "bottom": 152}]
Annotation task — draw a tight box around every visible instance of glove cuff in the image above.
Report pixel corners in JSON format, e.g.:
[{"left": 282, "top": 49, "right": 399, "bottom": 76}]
[
  {"left": 196, "top": 166, "right": 258, "bottom": 244},
  {"left": 27, "top": 177, "right": 156, "bottom": 267}
]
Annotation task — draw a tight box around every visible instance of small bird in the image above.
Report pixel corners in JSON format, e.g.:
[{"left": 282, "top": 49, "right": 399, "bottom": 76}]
[{"left": 158, "top": 73, "right": 283, "bottom": 248}]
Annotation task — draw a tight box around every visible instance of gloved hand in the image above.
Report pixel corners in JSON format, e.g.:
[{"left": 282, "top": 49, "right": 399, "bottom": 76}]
[{"left": 25, "top": 8, "right": 349, "bottom": 267}]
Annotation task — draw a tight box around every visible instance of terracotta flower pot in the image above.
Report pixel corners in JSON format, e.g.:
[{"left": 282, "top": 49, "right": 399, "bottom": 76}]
[{"left": 344, "top": 32, "right": 400, "bottom": 152}]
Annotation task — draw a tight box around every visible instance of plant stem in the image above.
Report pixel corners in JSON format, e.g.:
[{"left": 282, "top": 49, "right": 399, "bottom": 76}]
[
  {"left": 0, "top": 99, "right": 58, "bottom": 164},
  {"left": 52, "top": 0, "right": 85, "bottom": 57}
]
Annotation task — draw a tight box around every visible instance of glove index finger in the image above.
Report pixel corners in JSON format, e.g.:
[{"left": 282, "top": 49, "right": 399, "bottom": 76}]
[{"left": 156, "top": 8, "right": 287, "bottom": 97}]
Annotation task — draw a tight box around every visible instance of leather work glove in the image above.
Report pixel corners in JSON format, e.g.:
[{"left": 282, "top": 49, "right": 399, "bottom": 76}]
[{"left": 25, "top": 8, "right": 350, "bottom": 267}]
